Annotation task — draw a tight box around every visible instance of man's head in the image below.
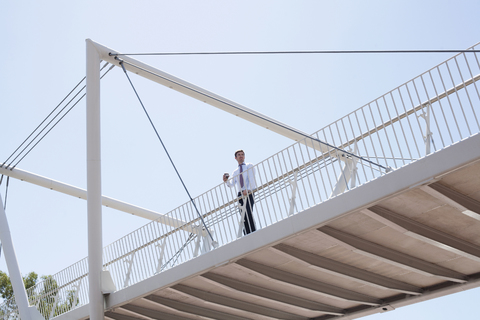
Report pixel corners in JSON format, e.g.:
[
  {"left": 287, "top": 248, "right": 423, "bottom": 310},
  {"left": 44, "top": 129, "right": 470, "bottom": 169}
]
[{"left": 235, "top": 149, "right": 245, "bottom": 164}]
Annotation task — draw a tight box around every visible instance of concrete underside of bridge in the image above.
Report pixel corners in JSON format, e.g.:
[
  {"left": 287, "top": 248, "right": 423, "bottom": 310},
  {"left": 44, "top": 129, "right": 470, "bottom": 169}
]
[{"left": 59, "top": 134, "right": 480, "bottom": 320}]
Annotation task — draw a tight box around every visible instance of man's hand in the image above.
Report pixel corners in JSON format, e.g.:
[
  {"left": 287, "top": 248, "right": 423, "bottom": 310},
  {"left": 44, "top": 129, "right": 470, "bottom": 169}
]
[{"left": 242, "top": 190, "right": 247, "bottom": 196}]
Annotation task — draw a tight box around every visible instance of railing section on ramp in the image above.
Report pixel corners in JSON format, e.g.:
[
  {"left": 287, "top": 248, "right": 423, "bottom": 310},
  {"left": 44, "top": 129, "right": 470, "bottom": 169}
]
[{"left": 1, "top": 43, "right": 479, "bottom": 320}]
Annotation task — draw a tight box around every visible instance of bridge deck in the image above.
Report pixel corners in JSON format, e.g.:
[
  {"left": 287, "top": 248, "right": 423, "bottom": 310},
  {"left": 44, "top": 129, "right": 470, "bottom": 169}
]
[{"left": 58, "top": 133, "right": 480, "bottom": 320}]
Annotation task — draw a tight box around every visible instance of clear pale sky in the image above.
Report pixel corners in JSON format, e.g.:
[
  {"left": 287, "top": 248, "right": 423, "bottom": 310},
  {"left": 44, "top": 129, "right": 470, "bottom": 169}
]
[{"left": 1, "top": 1, "right": 479, "bottom": 319}]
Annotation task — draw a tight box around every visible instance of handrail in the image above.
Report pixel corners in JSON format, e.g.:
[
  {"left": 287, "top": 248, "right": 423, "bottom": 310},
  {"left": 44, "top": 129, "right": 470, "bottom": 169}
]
[{"left": 329, "top": 73, "right": 480, "bottom": 155}]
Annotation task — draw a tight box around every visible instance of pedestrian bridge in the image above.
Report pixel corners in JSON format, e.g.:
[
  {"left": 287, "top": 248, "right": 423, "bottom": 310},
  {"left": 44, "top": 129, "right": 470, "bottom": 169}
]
[{"left": 1, "top": 42, "right": 480, "bottom": 320}]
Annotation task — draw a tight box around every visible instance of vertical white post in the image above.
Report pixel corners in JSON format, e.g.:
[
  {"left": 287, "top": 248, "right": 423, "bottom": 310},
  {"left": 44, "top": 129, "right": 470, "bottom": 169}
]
[
  {"left": 155, "top": 239, "right": 167, "bottom": 273},
  {"left": 202, "top": 230, "right": 215, "bottom": 253},
  {"left": 425, "top": 104, "right": 432, "bottom": 155},
  {"left": 123, "top": 251, "right": 136, "bottom": 288},
  {"left": 288, "top": 170, "right": 299, "bottom": 216},
  {"left": 419, "top": 104, "right": 432, "bottom": 156},
  {"left": 330, "top": 143, "right": 359, "bottom": 197},
  {"left": 237, "top": 203, "right": 247, "bottom": 238},
  {"left": 72, "top": 278, "right": 82, "bottom": 308},
  {"left": 86, "top": 39, "right": 104, "bottom": 320},
  {"left": 193, "top": 232, "right": 202, "bottom": 257},
  {"left": 0, "top": 194, "right": 31, "bottom": 320}
]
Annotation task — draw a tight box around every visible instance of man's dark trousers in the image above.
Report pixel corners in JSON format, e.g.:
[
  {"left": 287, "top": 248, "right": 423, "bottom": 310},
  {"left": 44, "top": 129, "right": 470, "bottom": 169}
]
[{"left": 238, "top": 192, "right": 256, "bottom": 234}]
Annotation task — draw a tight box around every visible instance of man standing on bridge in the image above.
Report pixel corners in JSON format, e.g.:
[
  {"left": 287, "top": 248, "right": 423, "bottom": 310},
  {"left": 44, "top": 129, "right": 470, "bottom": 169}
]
[{"left": 223, "top": 150, "right": 257, "bottom": 234}]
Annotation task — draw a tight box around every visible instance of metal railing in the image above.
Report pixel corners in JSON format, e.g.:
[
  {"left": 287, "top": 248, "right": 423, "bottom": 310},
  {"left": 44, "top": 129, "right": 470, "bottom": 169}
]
[{"left": 1, "top": 43, "right": 479, "bottom": 320}]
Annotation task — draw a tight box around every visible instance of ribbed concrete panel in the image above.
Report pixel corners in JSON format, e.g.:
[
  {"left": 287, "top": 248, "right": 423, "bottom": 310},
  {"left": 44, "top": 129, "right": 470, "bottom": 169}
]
[
  {"left": 271, "top": 244, "right": 423, "bottom": 295},
  {"left": 199, "top": 273, "right": 345, "bottom": 316}
]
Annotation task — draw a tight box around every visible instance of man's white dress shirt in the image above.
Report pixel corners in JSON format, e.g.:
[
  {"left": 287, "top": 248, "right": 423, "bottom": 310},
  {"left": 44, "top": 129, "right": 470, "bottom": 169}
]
[{"left": 226, "top": 163, "right": 257, "bottom": 192}]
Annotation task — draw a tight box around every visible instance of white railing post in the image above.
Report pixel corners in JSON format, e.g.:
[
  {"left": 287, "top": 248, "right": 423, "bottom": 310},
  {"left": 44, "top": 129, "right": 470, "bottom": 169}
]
[
  {"left": 350, "top": 164, "right": 358, "bottom": 189},
  {"left": 155, "top": 239, "right": 167, "bottom": 273},
  {"left": 123, "top": 251, "right": 136, "bottom": 288},
  {"left": 194, "top": 226, "right": 216, "bottom": 257},
  {"left": 86, "top": 38, "right": 104, "bottom": 320},
  {"left": 418, "top": 103, "right": 433, "bottom": 155},
  {"left": 72, "top": 278, "right": 82, "bottom": 309},
  {"left": 350, "top": 140, "right": 359, "bottom": 189},
  {"left": 48, "top": 291, "right": 59, "bottom": 320},
  {"left": 237, "top": 201, "right": 247, "bottom": 239},
  {"left": 288, "top": 170, "right": 299, "bottom": 216},
  {"left": 193, "top": 227, "right": 202, "bottom": 257},
  {"left": 330, "top": 143, "right": 359, "bottom": 197},
  {"left": 202, "top": 230, "right": 215, "bottom": 253}
]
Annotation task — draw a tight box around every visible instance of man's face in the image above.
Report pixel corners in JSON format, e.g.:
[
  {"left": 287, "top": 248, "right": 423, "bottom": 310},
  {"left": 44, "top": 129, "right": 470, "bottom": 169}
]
[{"left": 235, "top": 152, "right": 245, "bottom": 164}]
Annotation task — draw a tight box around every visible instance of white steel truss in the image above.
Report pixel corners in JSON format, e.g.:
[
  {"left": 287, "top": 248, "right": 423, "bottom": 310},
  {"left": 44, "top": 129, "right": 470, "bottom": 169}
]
[{"left": 0, "top": 40, "right": 479, "bottom": 320}]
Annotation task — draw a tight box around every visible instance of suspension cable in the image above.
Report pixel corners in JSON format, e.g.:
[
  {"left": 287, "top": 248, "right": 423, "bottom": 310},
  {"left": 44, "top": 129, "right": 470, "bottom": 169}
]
[
  {"left": 109, "top": 49, "right": 480, "bottom": 57},
  {"left": 2, "top": 62, "right": 114, "bottom": 170},
  {"left": 5, "top": 87, "right": 86, "bottom": 169},
  {"left": 117, "top": 59, "right": 217, "bottom": 247},
  {"left": 9, "top": 64, "right": 115, "bottom": 170},
  {"left": 118, "top": 59, "right": 389, "bottom": 171},
  {"left": 2, "top": 77, "right": 87, "bottom": 168}
]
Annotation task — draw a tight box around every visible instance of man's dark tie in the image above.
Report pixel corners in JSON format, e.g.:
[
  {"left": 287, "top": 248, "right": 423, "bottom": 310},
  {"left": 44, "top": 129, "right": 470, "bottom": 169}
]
[{"left": 239, "top": 164, "right": 245, "bottom": 188}]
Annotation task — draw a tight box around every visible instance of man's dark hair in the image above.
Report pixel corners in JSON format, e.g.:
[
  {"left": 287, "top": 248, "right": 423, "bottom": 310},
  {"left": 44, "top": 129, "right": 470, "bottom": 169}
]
[{"left": 235, "top": 149, "right": 244, "bottom": 157}]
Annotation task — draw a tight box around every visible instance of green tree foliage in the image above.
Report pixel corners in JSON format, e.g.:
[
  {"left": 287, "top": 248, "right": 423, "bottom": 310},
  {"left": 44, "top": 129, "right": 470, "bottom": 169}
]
[
  {"left": 0, "top": 271, "right": 80, "bottom": 320},
  {"left": 0, "top": 271, "right": 38, "bottom": 319},
  {"left": 0, "top": 271, "right": 38, "bottom": 301}
]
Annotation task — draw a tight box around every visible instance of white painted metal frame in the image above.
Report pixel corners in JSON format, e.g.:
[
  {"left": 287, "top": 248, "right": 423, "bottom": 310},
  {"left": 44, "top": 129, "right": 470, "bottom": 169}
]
[
  {"left": 330, "top": 141, "right": 360, "bottom": 197},
  {"left": 85, "top": 39, "right": 103, "bottom": 320},
  {"left": 287, "top": 170, "right": 299, "bottom": 216},
  {"left": 63, "top": 132, "right": 480, "bottom": 320},
  {"left": 81, "top": 39, "right": 374, "bottom": 320},
  {"left": 0, "top": 195, "right": 43, "bottom": 320},
  {"left": 1, "top": 41, "right": 479, "bottom": 320}
]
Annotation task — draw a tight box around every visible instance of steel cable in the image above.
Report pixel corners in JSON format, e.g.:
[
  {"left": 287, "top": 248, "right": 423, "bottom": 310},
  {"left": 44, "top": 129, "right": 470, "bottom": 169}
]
[
  {"left": 110, "top": 49, "right": 480, "bottom": 57},
  {"left": 2, "top": 62, "right": 114, "bottom": 169},
  {"left": 1, "top": 78, "right": 87, "bottom": 168},
  {"left": 117, "top": 59, "right": 218, "bottom": 247}
]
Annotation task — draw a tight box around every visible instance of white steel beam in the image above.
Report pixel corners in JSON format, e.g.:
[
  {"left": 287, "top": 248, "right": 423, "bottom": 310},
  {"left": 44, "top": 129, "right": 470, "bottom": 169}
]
[
  {"left": 0, "top": 166, "right": 204, "bottom": 235},
  {"left": 86, "top": 38, "right": 104, "bottom": 320},
  {"left": 363, "top": 206, "right": 480, "bottom": 263},
  {"left": 234, "top": 259, "right": 382, "bottom": 306},
  {"left": 0, "top": 194, "right": 43, "bottom": 320},
  {"left": 87, "top": 40, "right": 337, "bottom": 156},
  {"left": 200, "top": 273, "right": 345, "bottom": 315},
  {"left": 420, "top": 182, "right": 480, "bottom": 221},
  {"left": 271, "top": 244, "right": 423, "bottom": 295},
  {"left": 317, "top": 226, "right": 467, "bottom": 283}
]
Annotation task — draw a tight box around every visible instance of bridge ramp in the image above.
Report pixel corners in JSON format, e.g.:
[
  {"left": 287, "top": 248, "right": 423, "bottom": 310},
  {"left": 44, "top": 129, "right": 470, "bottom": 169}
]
[{"left": 56, "top": 133, "right": 480, "bottom": 320}]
